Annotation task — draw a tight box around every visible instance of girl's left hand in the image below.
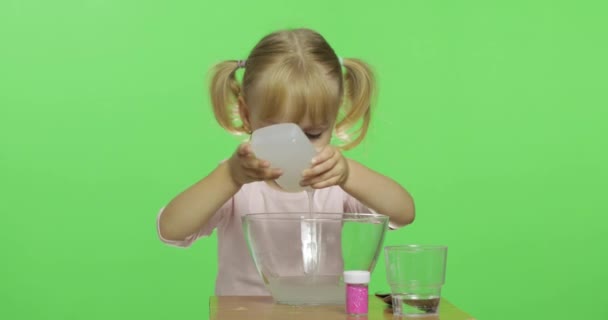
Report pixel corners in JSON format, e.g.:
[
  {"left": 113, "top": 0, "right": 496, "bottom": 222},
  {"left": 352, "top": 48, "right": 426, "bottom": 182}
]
[{"left": 300, "top": 145, "right": 350, "bottom": 189}]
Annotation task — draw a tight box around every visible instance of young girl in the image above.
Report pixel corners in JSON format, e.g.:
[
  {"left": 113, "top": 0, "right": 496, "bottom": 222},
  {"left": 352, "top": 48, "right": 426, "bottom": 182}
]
[{"left": 157, "top": 28, "right": 415, "bottom": 296}]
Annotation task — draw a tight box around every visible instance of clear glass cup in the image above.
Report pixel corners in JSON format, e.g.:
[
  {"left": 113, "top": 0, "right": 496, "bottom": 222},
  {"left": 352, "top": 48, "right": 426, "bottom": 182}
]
[{"left": 384, "top": 245, "right": 448, "bottom": 317}]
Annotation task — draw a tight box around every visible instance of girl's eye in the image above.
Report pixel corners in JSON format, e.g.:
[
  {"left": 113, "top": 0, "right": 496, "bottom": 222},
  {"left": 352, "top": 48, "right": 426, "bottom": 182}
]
[{"left": 305, "top": 132, "right": 322, "bottom": 140}]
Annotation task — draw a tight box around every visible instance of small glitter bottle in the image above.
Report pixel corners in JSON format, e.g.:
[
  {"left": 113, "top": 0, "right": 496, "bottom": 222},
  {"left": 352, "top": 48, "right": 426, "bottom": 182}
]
[{"left": 344, "top": 270, "right": 370, "bottom": 316}]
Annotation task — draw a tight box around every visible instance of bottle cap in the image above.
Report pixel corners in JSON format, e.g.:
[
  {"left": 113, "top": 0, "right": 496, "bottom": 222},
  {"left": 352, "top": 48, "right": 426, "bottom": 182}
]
[{"left": 344, "top": 270, "right": 370, "bottom": 284}]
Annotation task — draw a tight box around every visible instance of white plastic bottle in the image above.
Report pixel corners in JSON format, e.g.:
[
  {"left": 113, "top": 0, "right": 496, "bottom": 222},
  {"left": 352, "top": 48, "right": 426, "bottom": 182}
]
[{"left": 250, "top": 123, "right": 317, "bottom": 192}]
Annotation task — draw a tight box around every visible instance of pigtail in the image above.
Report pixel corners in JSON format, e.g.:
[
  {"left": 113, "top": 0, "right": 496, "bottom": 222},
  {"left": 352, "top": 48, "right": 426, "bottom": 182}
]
[
  {"left": 208, "top": 60, "right": 247, "bottom": 134},
  {"left": 336, "top": 58, "right": 376, "bottom": 150}
]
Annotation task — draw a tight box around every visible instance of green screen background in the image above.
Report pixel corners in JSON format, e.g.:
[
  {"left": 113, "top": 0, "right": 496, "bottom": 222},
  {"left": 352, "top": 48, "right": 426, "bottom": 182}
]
[{"left": 1, "top": 1, "right": 606, "bottom": 319}]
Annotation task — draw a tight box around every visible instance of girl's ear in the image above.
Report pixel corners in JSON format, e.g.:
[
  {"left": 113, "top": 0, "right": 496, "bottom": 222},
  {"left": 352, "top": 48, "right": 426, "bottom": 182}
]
[{"left": 238, "top": 96, "right": 252, "bottom": 134}]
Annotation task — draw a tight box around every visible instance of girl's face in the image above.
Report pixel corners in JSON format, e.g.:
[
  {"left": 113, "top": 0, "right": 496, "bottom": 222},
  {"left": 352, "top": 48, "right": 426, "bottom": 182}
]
[
  {"left": 239, "top": 97, "right": 337, "bottom": 150},
  {"left": 239, "top": 63, "right": 342, "bottom": 150}
]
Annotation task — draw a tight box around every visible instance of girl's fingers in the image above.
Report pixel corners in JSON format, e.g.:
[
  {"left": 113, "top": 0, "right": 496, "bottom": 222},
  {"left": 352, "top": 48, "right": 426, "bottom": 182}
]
[
  {"left": 256, "top": 159, "right": 271, "bottom": 168},
  {"left": 246, "top": 167, "right": 282, "bottom": 180},
  {"left": 311, "top": 175, "right": 341, "bottom": 189},
  {"left": 311, "top": 146, "right": 334, "bottom": 165},
  {"left": 239, "top": 147, "right": 270, "bottom": 169},
  {"left": 304, "top": 148, "right": 341, "bottom": 177},
  {"left": 302, "top": 168, "right": 338, "bottom": 187},
  {"left": 243, "top": 159, "right": 271, "bottom": 170},
  {"left": 268, "top": 168, "right": 283, "bottom": 179},
  {"left": 237, "top": 143, "right": 251, "bottom": 156},
  {"left": 302, "top": 156, "right": 336, "bottom": 177},
  {"left": 241, "top": 158, "right": 257, "bottom": 170}
]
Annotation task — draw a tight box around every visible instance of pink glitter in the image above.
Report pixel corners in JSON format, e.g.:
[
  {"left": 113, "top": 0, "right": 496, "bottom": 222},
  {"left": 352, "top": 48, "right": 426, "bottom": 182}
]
[{"left": 346, "top": 283, "right": 368, "bottom": 315}]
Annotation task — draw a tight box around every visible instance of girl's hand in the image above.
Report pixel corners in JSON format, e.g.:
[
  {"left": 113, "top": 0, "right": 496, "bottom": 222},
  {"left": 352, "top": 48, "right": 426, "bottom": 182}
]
[
  {"left": 300, "top": 145, "right": 350, "bottom": 189},
  {"left": 227, "top": 143, "right": 283, "bottom": 187}
]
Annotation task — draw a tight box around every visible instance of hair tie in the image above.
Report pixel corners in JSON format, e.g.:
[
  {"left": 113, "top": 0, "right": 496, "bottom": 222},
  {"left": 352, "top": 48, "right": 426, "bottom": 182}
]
[{"left": 236, "top": 60, "right": 247, "bottom": 69}]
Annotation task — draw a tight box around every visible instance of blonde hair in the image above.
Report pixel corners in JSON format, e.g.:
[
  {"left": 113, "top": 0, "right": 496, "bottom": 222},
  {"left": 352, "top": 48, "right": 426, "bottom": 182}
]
[{"left": 209, "top": 28, "right": 376, "bottom": 150}]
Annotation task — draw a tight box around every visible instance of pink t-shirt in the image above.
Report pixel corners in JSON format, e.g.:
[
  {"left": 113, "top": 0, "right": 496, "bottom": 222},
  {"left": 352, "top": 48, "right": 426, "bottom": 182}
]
[{"left": 157, "top": 181, "right": 380, "bottom": 296}]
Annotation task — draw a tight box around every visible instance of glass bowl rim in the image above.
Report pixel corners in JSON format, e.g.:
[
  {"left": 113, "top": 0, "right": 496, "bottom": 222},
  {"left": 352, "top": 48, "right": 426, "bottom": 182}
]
[{"left": 242, "top": 212, "right": 389, "bottom": 222}]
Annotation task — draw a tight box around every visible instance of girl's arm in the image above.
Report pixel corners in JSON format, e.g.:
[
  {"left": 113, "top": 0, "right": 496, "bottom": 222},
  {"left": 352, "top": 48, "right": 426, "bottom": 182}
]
[
  {"left": 342, "top": 159, "right": 415, "bottom": 227},
  {"left": 158, "top": 161, "right": 239, "bottom": 241},
  {"left": 301, "top": 146, "right": 415, "bottom": 228},
  {"left": 158, "top": 143, "right": 282, "bottom": 241}
]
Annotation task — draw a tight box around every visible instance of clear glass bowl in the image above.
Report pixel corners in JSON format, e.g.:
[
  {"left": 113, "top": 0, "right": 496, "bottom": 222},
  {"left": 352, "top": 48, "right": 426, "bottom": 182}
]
[{"left": 242, "top": 212, "right": 389, "bottom": 305}]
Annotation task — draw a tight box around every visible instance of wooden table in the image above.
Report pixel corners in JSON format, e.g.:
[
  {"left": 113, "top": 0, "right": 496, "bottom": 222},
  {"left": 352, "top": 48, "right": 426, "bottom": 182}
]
[{"left": 210, "top": 296, "right": 475, "bottom": 320}]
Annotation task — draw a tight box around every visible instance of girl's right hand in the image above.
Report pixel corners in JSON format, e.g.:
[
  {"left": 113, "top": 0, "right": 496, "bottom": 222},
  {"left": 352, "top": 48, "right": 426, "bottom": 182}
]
[{"left": 227, "top": 143, "right": 283, "bottom": 187}]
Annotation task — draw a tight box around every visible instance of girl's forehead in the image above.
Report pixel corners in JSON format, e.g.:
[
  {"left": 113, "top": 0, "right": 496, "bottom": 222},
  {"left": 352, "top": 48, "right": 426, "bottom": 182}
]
[
  {"left": 244, "top": 61, "right": 342, "bottom": 125},
  {"left": 259, "top": 113, "right": 331, "bottom": 129},
  {"left": 253, "top": 103, "right": 333, "bottom": 127},
  {"left": 247, "top": 88, "right": 340, "bottom": 128}
]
